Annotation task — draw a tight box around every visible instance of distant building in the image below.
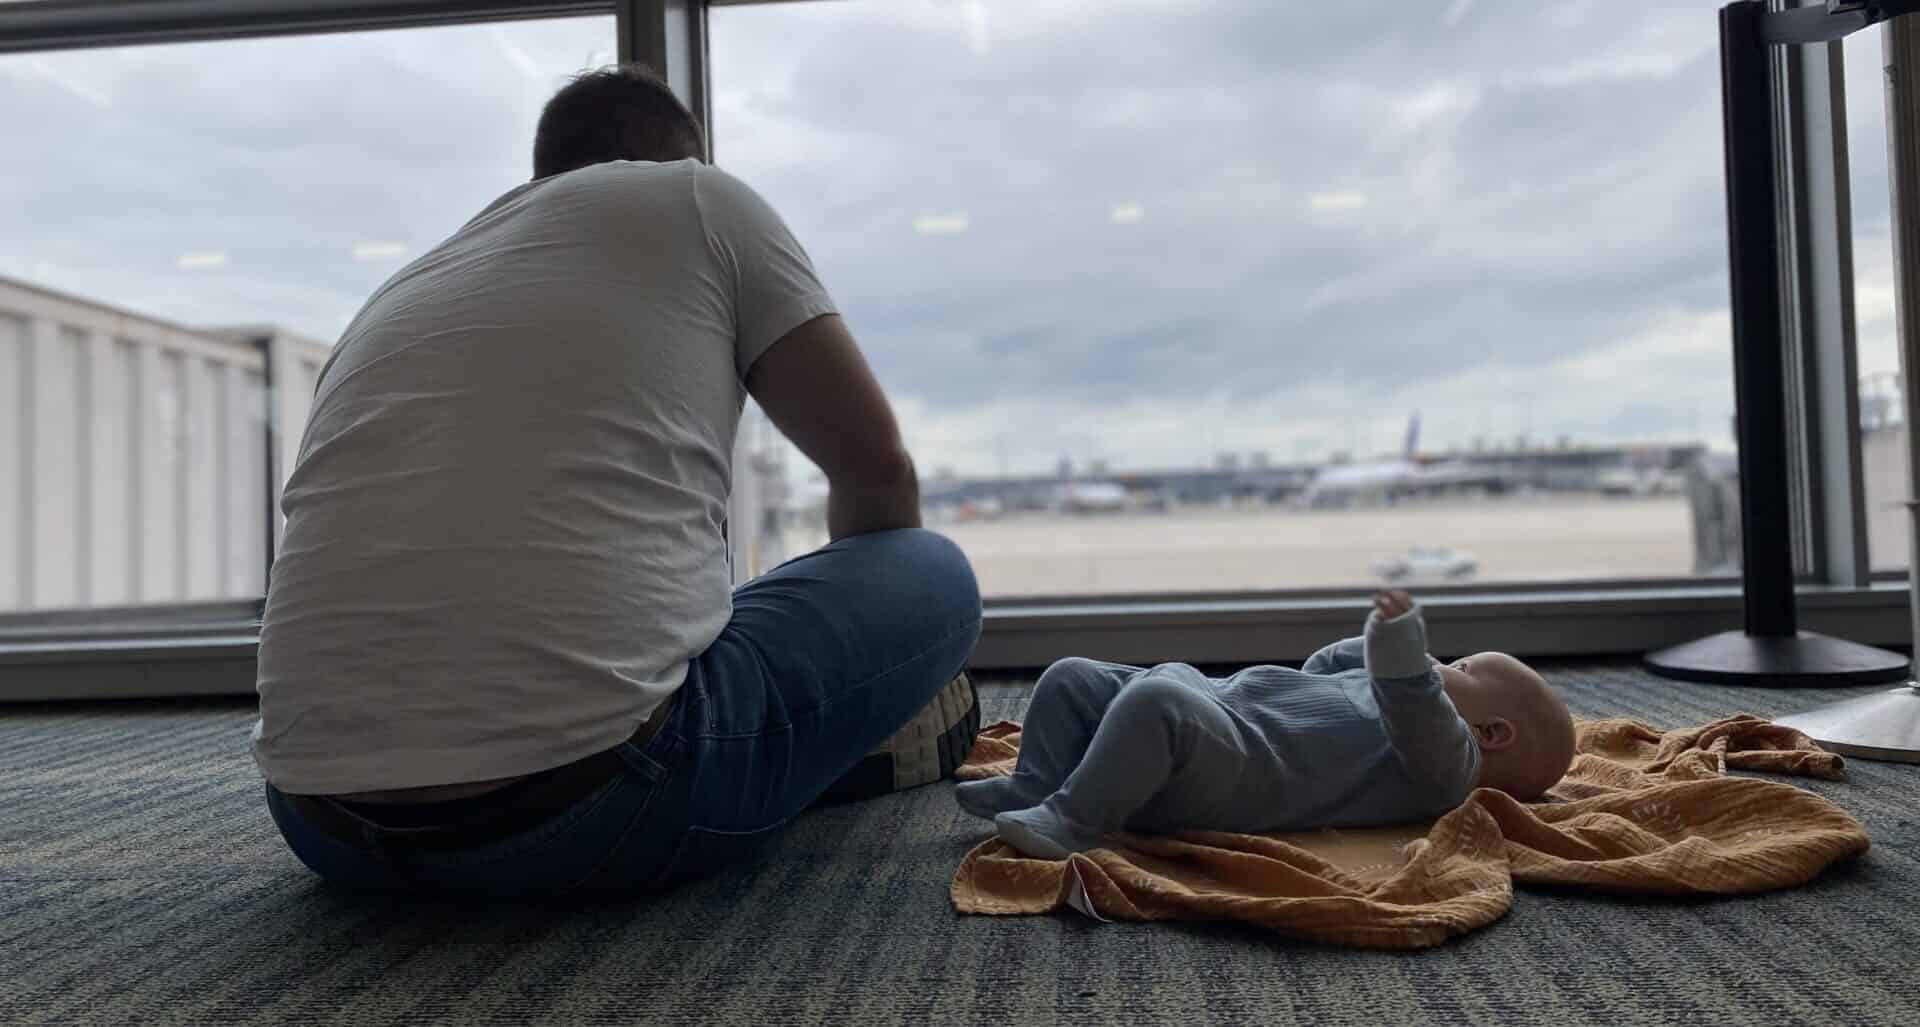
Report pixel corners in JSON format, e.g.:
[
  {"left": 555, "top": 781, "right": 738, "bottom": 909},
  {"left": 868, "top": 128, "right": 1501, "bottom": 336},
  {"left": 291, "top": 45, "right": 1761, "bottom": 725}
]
[{"left": 1686, "top": 395, "right": 1910, "bottom": 572}]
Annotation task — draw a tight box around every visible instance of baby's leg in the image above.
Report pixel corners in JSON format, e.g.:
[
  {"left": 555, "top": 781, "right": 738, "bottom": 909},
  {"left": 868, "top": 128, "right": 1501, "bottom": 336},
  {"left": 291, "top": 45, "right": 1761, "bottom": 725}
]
[
  {"left": 995, "top": 673, "right": 1243, "bottom": 858},
  {"left": 954, "top": 657, "right": 1139, "bottom": 819}
]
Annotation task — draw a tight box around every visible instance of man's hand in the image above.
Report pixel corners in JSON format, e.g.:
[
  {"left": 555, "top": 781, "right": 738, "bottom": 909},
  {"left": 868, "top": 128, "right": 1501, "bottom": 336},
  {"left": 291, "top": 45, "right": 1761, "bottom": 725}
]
[{"left": 1373, "top": 589, "right": 1414, "bottom": 621}]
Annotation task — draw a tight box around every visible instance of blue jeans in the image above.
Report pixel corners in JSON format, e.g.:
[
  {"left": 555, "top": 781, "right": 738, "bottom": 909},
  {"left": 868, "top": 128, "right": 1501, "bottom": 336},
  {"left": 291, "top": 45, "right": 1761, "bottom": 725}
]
[{"left": 265, "top": 528, "right": 981, "bottom": 896}]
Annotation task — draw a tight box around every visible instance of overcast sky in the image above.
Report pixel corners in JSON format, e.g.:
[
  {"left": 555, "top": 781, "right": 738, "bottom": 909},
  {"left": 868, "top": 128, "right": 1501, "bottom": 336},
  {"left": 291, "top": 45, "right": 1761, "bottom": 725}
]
[{"left": 0, "top": 0, "right": 1904, "bottom": 476}]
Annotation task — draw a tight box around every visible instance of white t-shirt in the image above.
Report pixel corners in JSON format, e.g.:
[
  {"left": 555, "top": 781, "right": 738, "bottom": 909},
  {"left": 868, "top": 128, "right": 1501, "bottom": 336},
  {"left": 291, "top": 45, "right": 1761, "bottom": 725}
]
[{"left": 252, "top": 160, "right": 835, "bottom": 795}]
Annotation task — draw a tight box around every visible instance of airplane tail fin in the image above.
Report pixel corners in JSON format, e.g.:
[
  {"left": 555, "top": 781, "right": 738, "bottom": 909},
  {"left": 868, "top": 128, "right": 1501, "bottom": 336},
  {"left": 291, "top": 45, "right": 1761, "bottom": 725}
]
[{"left": 1403, "top": 413, "right": 1421, "bottom": 459}]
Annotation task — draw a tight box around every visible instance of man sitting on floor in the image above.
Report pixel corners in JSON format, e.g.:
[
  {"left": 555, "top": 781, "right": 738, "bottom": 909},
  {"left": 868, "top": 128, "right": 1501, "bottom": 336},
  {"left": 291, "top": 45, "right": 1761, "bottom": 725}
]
[{"left": 252, "top": 64, "right": 980, "bottom": 895}]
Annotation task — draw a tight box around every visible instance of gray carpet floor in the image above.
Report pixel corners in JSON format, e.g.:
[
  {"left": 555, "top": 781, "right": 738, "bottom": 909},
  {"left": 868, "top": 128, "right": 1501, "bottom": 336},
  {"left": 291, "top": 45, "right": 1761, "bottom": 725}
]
[{"left": 4, "top": 662, "right": 1919, "bottom": 1026}]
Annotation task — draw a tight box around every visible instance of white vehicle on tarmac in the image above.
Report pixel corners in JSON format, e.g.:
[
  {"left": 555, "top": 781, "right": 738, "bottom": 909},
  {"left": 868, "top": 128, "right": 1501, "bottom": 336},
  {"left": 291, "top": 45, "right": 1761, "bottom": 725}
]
[{"left": 1370, "top": 546, "right": 1479, "bottom": 584}]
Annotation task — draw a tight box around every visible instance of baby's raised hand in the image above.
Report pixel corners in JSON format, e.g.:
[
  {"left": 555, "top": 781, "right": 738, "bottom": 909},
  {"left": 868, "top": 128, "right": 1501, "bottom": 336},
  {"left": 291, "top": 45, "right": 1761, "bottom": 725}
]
[{"left": 1372, "top": 589, "right": 1414, "bottom": 621}]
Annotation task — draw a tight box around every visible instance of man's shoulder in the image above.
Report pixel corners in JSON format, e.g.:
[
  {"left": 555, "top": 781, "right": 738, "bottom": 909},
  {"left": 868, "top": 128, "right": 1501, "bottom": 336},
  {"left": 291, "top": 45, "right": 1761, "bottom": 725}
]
[
  {"left": 518, "top": 159, "right": 703, "bottom": 214},
  {"left": 558, "top": 157, "right": 702, "bottom": 185}
]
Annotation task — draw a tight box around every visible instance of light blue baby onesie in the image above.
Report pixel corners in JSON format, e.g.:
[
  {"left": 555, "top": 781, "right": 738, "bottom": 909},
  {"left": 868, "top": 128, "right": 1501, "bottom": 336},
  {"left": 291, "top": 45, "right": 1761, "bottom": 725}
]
[{"left": 956, "top": 605, "right": 1482, "bottom": 856}]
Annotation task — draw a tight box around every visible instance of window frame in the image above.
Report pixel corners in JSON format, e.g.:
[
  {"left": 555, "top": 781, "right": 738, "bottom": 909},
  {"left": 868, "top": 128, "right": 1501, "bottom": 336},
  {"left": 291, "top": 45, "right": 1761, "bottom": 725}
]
[
  {"left": 0, "top": 0, "right": 1908, "bottom": 701},
  {"left": 1775, "top": 0, "right": 1873, "bottom": 587},
  {"left": 0, "top": 1, "right": 619, "bottom": 53}
]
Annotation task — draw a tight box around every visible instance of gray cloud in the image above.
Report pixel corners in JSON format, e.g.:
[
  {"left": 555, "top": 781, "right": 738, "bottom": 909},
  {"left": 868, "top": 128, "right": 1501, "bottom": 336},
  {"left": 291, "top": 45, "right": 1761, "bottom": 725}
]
[
  {"left": 715, "top": 0, "right": 1739, "bottom": 461},
  {"left": 0, "top": 17, "right": 611, "bottom": 334},
  {"left": 0, "top": 0, "right": 1839, "bottom": 475}
]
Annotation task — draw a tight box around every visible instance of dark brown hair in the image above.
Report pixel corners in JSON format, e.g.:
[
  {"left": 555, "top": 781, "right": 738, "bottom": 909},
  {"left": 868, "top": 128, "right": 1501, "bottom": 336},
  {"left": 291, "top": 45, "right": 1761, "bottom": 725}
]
[{"left": 531, "top": 64, "right": 707, "bottom": 179}]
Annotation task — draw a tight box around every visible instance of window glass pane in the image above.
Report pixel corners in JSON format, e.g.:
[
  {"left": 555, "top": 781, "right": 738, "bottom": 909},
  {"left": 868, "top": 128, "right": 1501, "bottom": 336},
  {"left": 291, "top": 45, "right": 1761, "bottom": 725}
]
[
  {"left": 1846, "top": 28, "right": 1908, "bottom": 573},
  {"left": 0, "top": 16, "right": 614, "bottom": 612},
  {"left": 716, "top": 0, "right": 1738, "bottom": 596}
]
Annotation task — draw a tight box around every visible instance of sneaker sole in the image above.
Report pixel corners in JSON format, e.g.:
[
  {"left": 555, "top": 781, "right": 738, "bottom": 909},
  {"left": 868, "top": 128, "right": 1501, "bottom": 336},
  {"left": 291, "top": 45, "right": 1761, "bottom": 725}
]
[{"left": 813, "top": 673, "right": 981, "bottom": 805}]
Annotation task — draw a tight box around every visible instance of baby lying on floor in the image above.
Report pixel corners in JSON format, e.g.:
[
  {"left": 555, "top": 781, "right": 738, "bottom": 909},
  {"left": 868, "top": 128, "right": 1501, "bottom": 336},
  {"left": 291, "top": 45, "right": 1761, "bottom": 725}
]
[{"left": 957, "top": 590, "right": 1576, "bottom": 859}]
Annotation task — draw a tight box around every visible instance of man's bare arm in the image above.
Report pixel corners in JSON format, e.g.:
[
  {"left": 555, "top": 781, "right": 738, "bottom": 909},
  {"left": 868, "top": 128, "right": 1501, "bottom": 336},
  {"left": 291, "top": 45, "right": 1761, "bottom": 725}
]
[{"left": 745, "top": 313, "right": 920, "bottom": 540}]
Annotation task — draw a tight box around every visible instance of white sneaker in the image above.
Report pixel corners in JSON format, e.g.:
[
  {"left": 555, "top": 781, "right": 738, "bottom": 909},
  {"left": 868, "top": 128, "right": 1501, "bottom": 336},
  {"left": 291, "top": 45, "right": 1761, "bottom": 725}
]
[{"left": 815, "top": 673, "right": 981, "bottom": 804}]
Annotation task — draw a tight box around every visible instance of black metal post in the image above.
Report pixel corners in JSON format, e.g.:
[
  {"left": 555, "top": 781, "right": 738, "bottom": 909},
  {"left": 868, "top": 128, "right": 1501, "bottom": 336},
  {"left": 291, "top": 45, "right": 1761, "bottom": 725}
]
[
  {"left": 1644, "top": 1, "right": 1908, "bottom": 686},
  {"left": 1722, "top": 0, "right": 1798, "bottom": 638}
]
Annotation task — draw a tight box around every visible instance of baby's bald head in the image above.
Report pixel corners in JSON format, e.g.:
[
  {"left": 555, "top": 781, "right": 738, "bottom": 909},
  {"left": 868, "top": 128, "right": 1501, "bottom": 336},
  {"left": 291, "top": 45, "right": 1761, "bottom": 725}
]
[{"left": 1436, "top": 652, "right": 1575, "bottom": 800}]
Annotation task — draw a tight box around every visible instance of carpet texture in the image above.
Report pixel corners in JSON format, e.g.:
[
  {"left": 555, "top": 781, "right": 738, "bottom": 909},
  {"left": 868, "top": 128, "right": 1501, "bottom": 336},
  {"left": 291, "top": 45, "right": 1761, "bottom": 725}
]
[{"left": 4, "top": 663, "right": 1920, "bottom": 1025}]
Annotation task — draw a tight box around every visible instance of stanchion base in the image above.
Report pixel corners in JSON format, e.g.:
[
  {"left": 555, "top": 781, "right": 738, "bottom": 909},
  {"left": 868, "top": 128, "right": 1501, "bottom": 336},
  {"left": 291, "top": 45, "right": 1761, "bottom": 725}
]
[
  {"left": 1774, "top": 684, "right": 1920, "bottom": 763},
  {"left": 1644, "top": 630, "right": 1909, "bottom": 687}
]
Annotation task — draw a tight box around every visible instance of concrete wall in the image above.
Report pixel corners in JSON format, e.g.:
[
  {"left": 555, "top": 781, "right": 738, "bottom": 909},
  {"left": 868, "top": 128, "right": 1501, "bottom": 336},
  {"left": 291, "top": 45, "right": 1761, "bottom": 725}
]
[
  {"left": 1863, "top": 421, "right": 1911, "bottom": 570},
  {"left": 0, "top": 278, "right": 327, "bottom": 612},
  {"left": 261, "top": 327, "right": 328, "bottom": 549}
]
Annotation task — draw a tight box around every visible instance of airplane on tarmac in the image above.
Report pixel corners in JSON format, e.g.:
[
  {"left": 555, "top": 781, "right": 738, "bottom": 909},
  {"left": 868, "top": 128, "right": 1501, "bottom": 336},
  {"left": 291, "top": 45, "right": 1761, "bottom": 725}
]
[
  {"left": 1302, "top": 414, "right": 1506, "bottom": 507},
  {"left": 1055, "top": 480, "right": 1131, "bottom": 514}
]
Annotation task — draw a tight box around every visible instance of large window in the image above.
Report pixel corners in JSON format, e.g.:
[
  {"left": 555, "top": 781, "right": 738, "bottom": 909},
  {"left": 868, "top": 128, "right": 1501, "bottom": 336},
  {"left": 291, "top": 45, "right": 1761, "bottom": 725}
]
[
  {"left": 0, "top": 15, "right": 615, "bottom": 612},
  {"left": 714, "top": 0, "right": 1739, "bottom": 597},
  {"left": 1844, "top": 26, "right": 1910, "bottom": 572}
]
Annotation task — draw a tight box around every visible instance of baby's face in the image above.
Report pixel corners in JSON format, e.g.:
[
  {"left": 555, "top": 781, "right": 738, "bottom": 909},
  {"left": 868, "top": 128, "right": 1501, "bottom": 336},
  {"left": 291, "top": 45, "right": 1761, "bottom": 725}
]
[
  {"left": 1435, "top": 652, "right": 1516, "bottom": 701},
  {"left": 1433, "top": 652, "right": 1548, "bottom": 725},
  {"left": 1435, "top": 652, "right": 1577, "bottom": 797}
]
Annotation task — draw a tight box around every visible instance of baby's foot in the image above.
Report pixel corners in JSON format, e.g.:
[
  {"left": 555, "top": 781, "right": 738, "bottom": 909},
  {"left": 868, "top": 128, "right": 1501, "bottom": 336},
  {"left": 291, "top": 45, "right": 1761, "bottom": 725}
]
[
  {"left": 954, "top": 776, "right": 1044, "bottom": 820},
  {"left": 994, "top": 806, "right": 1105, "bottom": 860}
]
